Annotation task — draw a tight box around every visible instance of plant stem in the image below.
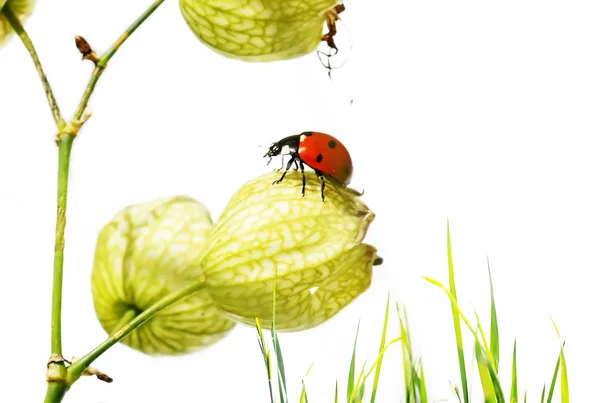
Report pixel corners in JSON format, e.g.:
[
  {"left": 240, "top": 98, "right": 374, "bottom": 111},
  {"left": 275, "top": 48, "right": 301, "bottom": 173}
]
[
  {"left": 51, "top": 137, "right": 73, "bottom": 355},
  {"left": 66, "top": 280, "right": 207, "bottom": 386},
  {"left": 1, "top": 5, "right": 64, "bottom": 128},
  {"left": 41, "top": 1, "right": 169, "bottom": 402},
  {"left": 72, "top": 0, "right": 167, "bottom": 121}
]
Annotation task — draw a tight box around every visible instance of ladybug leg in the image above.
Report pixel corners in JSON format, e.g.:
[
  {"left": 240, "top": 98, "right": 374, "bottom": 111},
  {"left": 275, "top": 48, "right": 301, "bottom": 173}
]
[
  {"left": 299, "top": 161, "right": 306, "bottom": 197},
  {"left": 273, "top": 157, "right": 295, "bottom": 185},
  {"left": 314, "top": 169, "right": 326, "bottom": 202}
]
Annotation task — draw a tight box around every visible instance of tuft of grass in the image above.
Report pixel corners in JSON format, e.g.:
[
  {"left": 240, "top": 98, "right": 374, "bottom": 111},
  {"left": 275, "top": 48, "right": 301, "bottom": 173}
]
[
  {"left": 425, "top": 221, "right": 570, "bottom": 403},
  {"left": 253, "top": 221, "right": 569, "bottom": 403}
]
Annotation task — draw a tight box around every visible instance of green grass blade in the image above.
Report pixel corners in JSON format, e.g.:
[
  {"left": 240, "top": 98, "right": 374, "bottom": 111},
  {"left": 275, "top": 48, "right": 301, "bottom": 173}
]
[
  {"left": 273, "top": 332, "right": 287, "bottom": 403},
  {"left": 487, "top": 352, "right": 506, "bottom": 403},
  {"left": 335, "top": 381, "right": 339, "bottom": 403},
  {"left": 357, "top": 382, "right": 366, "bottom": 403},
  {"left": 352, "top": 361, "right": 368, "bottom": 402},
  {"left": 299, "top": 362, "right": 313, "bottom": 403},
  {"left": 488, "top": 259, "right": 500, "bottom": 371},
  {"left": 546, "top": 352, "right": 561, "bottom": 403},
  {"left": 396, "top": 303, "right": 412, "bottom": 403},
  {"left": 510, "top": 339, "right": 518, "bottom": 403},
  {"left": 451, "top": 383, "right": 463, "bottom": 403},
  {"left": 541, "top": 385, "right": 546, "bottom": 403},
  {"left": 347, "top": 322, "right": 360, "bottom": 402},
  {"left": 524, "top": 392, "right": 527, "bottom": 403},
  {"left": 475, "top": 341, "right": 497, "bottom": 403},
  {"left": 550, "top": 319, "right": 569, "bottom": 403},
  {"left": 446, "top": 221, "right": 470, "bottom": 403},
  {"left": 559, "top": 345, "right": 569, "bottom": 403},
  {"left": 270, "top": 274, "right": 288, "bottom": 403},
  {"left": 423, "top": 277, "right": 478, "bottom": 337},
  {"left": 370, "top": 294, "right": 390, "bottom": 403},
  {"left": 349, "top": 337, "right": 402, "bottom": 402},
  {"left": 255, "top": 318, "right": 275, "bottom": 403},
  {"left": 473, "top": 309, "right": 495, "bottom": 372},
  {"left": 300, "top": 380, "right": 308, "bottom": 403},
  {"left": 417, "top": 360, "right": 428, "bottom": 403}
]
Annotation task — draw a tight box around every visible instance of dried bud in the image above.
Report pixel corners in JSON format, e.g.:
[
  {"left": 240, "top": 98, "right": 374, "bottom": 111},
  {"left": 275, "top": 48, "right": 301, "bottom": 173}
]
[
  {"left": 200, "top": 171, "right": 379, "bottom": 331},
  {"left": 0, "top": 0, "right": 35, "bottom": 46},
  {"left": 91, "top": 196, "right": 236, "bottom": 355},
  {"left": 179, "top": 0, "right": 342, "bottom": 62}
]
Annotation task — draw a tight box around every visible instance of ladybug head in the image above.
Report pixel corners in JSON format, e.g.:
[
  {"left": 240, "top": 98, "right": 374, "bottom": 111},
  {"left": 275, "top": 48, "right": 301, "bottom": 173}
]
[{"left": 263, "top": 141, "right": 282, "bottom": 165}]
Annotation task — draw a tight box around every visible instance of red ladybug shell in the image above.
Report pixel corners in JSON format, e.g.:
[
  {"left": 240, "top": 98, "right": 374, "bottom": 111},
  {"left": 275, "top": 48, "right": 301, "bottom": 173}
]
[{"left": 298, "top": 132, "right": 353, "bottom": 185}]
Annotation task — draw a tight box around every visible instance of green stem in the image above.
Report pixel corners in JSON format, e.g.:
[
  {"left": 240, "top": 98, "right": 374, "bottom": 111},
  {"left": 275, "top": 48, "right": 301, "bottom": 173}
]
[
  {"left": 1, "top": 5, "right": 64, "bottom": 128},
  {"left": 66, "top": 280, "right": 206, "bottom": 386},
  {"left": 42, "top": 1, "right": 169, "bottom": 402},
  {"left": 72, "top": 0, "right": 167, "bottom": 121},
  {"left": 51, "top": 137, "right": 73, "bottom": 355}
]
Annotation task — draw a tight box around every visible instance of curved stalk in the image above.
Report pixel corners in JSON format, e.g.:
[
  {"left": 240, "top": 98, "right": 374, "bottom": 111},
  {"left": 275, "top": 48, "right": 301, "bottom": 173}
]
[
  {"left": 1, "top": 5, "right": 64, "bottom": 128},
  {"left": 66, "top": 280, "right": 207, "bottom": 386}
]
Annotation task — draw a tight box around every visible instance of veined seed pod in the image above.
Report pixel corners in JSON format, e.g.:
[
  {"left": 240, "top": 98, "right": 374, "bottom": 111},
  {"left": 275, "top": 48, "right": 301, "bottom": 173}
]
[
  {"left": 91, "top": 196, "right": 236, "bottom": 355},
  {"left": 200, "top": 171, "right": 379, "bottom": 331},
  {"left": 179, "top": 0, "right": 344, "bottom": 62},
  {"left": 0, "top": 0, "right": 35, "bottom": 45}
]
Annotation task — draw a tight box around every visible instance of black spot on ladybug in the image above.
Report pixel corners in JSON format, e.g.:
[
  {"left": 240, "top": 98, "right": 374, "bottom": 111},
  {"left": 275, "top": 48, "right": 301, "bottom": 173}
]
[
  {"left": 316, "top": 154, "right": 324, "bottom": 163},
  {"left": 328, "top": 140, "right": 337, "bottom": 149},
  {"left": 344, "top": 165, "right": 350, "bottom": 174}
]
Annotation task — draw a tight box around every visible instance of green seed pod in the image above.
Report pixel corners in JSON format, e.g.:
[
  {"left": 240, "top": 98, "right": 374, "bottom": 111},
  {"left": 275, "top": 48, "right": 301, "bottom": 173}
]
[
  {"left": 200, "top": 171, "right": 379, "bottom": 331},
  {"left": 91, "top": 196, "right": 236, "bottom": 355},
  {"left": 179, "top": 0, "right": 341, "bottom": 62},
  {"left": 1, "top": 0, "right": 35, "bottom": 46}
]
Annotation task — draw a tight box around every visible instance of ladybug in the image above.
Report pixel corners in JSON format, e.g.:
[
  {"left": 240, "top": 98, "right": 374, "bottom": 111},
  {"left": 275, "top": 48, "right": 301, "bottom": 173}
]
[{"left": 264, "top": 131, "right": 353, "bottom": 201}]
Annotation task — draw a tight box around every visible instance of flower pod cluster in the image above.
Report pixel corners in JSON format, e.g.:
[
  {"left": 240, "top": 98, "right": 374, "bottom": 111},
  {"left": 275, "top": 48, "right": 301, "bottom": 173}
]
[
  {"left": 0, "top": 0, "right": 35, "bottom": 45},
  {"left": 91, "top": 196, "right": 236, "bottom": 355},
  {"left": 92, "top": 171, "right": 380, "bottom": 354},
  {"left": 179, "top": 0, "right": 341, "bottom": 61}
]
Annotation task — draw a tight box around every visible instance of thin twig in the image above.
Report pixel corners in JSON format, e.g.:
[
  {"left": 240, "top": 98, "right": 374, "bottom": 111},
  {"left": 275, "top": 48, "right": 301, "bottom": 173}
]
[{"left": 1, "top": 5, "right": 64, "bottom": 128}]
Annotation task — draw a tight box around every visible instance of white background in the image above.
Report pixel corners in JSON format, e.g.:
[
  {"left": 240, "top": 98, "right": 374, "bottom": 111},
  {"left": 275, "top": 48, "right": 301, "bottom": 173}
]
[{"left": 1, "top": 0, "right": 598, "bottom": 402}]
